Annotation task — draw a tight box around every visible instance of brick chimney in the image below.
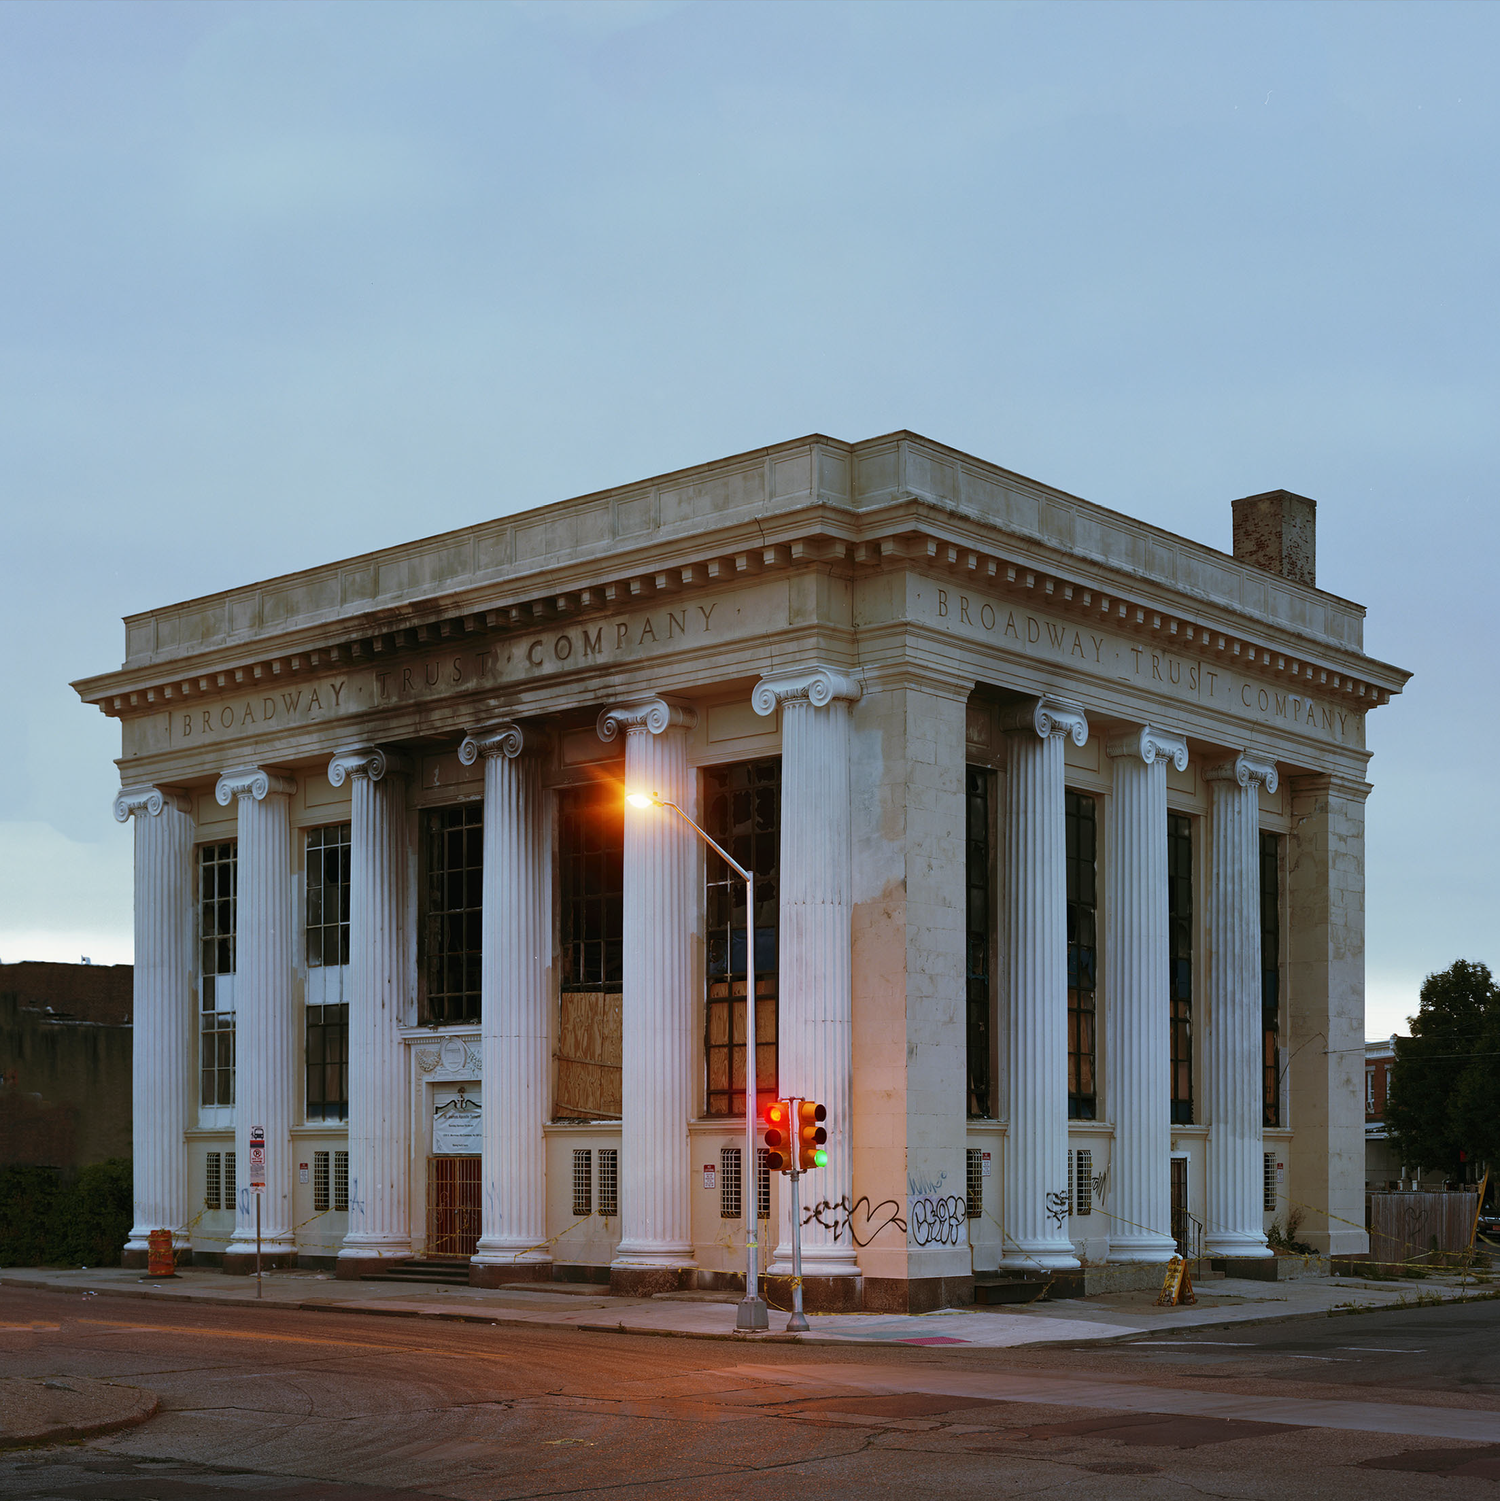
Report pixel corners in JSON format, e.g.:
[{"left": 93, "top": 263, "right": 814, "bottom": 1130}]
[{"left": 1231, "top": 489, "right": 1316, "bottom": 587}]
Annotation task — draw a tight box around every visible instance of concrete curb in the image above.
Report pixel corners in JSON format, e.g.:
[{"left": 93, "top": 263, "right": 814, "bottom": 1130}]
[{"left": 0, "top": 1378, "right": 159, "bottom": 1451}]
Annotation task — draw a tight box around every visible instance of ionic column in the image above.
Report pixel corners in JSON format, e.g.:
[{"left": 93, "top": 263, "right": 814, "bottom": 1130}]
[
  {"left": 1001, "top": 697, "right": 1087, "bottom": 1270},
  {"left": 113, "top": 785, "right": 195, "bottom": 1263},
  {"left": 1104, "top": 726, "right": 1187, "bottom": 1263},
  {"left": 1204, "top": 749, "right": 1278, "bottom": 1257},
  {"left": 329, "top": 747, "right": 412, "bottom": 1274},
  {"left": 599, "top": 697, "right": 698, "bottom": 1278},
  {"left": 217, "top": 765, "right": 298, "bottom": 1266},
  {"left": 461, "top": 723, "right": 553, "bottom": 1282},
  {"left": 752, "top": 668, "right": 861, "bottom": 1276}
]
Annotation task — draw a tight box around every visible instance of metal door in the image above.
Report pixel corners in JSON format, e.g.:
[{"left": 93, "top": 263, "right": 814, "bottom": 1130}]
[{"left": 426, "top": 1156, "right": 481, "bottom": 1259}]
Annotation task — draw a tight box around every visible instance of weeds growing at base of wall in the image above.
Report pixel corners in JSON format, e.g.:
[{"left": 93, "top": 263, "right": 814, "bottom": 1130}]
[
  {"left": 1267, "top": 1205, "right": 1318, "bottom": 1256},
  {"left": 0, "top": 1159, "right": 132, "bottom": 1267}
]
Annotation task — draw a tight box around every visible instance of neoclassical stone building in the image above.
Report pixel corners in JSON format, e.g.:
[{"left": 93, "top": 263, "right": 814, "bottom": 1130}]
[{"left": 75, "top": 432, "right": 1408, "bottom": 1310}]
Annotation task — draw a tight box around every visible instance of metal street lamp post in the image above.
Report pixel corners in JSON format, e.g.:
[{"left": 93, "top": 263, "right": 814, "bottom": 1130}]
[{"left": 627, "top": 791, "right": 769, "bottom": 1332}]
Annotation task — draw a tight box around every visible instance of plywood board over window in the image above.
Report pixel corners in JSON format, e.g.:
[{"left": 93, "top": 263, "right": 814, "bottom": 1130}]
[{"left": 555, "top": 993, "right": 622, "bottom": 1118}]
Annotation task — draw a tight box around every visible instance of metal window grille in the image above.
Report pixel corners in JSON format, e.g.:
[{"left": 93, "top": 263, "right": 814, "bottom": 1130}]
[
  {"left": 572, "top": 1149, "right": 593, "bottom": 1216},
  {"left": 223, "top": 1150, "right": 236, "bottom": 1207},
  {"left": 205, "top": 1152, "right": 221, "bottom": 1211},
  {"left": 966, "top": 1148, "right": 983, "bottom": 1221},
  {"left": 334, "top": 1151, "right": 349, "bottom": 1213},
  {"left": 1260, "top": 832, "right": 1282, "bottom": 1128},
  {"left": 1263, "top": 1152, "right": 1277, "bottom": 1212},
  {"left": 306, "top": 824, "right": 352, "bottom": 968},
  {"left": 1066, "top": 1150, "right": 1073, "bottom": 1215},
  {"left": 199, "top": 843, "right": 237, "bottom": 1110},
  {"left": 313, "top": 1151, "right": 330, "bottom": 1212},
  {"left": 426, "top": 1156, "right": 481, "bottom": 1259},
  {"left": 1168, "top": 813, "right": 1194, "bottom": 1124},
  {"left": 756, "top": 1147, "right": 770, "bottom": 1220},
  {"left": 1066, "top": 791, "right": 1098, "bottom": 1120},
  {"left": 559, "top": 783, "right": 625, "bottom": 993},
  {"left": 1074, "top": 1148, "right": 1093, "bottom": 1217},
  {"left": 965, "top": 766, "right": 992, "bottom": 1119},
  {"left": 703, "top": 759, "right": 780, "bottom": 1117},
  {"left": 305, "top": 1003, "right": 349, "bottom": 1122},
  {"left": 421, "top": 804, "right": 484, "bottom": 1024},
  {"left": 720, "top": 1147, "right": 743, "bottom": 1219},
  {"left": 597, "top": 1148, "right": 618, "bottom": 1218}
]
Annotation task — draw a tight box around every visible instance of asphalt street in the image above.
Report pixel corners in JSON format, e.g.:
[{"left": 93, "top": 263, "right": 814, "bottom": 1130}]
[{"left": 2, "top": 1286, "right": 1498, "bottom": 1499}]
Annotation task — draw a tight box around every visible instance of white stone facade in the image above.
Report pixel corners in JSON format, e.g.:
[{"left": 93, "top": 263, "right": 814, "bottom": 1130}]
[{"left": 75, "top": 434, "right": 1408, "bottom": 1304}]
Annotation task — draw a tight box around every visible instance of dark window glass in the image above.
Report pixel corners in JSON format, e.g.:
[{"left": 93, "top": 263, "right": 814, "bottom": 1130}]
[
  {"left": 306, "top": 1003, "right": 349, "bottom": 1121},
  {"left": 558, "top": 782, "right": 625, "bottom": 992},
  {"left": 199, "top": 843, "right": 236, "bottom": 1109},
  {"left": 306, "top": 824, "right": 351, "bottom": 968},
  {"left": 1067, "top": 791, "right": 1098, "bottom": 1120},
  {"left": 421, "top": 804, "right": 483, "bottom": 1024},
  {"left": 1168, "top": 813, "right": 1194, "bottom": 1124},
  {"left": 1260, "top": 831, "right": 1281, "bottom": 1128},
  {"left": 966, "top": 766, "right": 992, "bottom": 1118},
  {"left": 200, "top": 842, "right": 237, "bottom": 978},
  {"left": 704, "top": 759, "right": 780, "bottom": 1118}
]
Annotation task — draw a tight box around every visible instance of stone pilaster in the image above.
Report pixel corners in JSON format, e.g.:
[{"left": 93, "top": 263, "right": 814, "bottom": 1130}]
[
  {"left": 1204, "top": 750, "right": 1278, "bottom": 1257},
  {"left": 461, "top": 723, "right": 554, "bottom": 1286},
  {"left": 1000, "top": 697, "right": 1087, "bottom": 1270},
  {"left": 1104, "top": 726, "right": 1187, "bottom": 1263},
  {"left": 752, "top": 668, "right": 861, "bottom": 1279},
  {"left": 328, "top": 747, "right": 412, "bottom": 1277},
  {"left": 599, "top": 697, "right": 698, "bottom": 1291},
  {"left": 216, "top": 765, "right": 298, "bottom": 1270},
  {"left": 113, "top": 785, "right": 195, "bottom": 1266},
  {"left": 1286, "top": 772, "right": 1372, "bottom": 1255}
]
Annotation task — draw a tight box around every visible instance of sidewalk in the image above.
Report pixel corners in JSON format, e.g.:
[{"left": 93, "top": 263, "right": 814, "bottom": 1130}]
[{"left": 4, "top": 1263, "right": 1492, "bottom": 1349}]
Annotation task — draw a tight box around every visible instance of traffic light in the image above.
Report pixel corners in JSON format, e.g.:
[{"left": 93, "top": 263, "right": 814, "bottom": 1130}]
[
  {"left": 763, "top": 1099, "right": 792, "bottom": 1173},
  {"left": 796, "top": 1100, "right": 828, "bottom": 1171}
]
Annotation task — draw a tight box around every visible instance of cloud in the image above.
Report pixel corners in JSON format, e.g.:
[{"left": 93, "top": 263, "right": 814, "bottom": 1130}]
[{"left": 0, "top": 821, "right": 133, "bottom": 965}]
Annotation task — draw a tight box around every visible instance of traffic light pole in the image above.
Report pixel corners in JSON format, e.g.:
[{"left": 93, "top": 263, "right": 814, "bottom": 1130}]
[
  {"left": 634, "top": 794, "right": 768, "bottom": 1333},
  {"left": 787, "top": 1161, "right": 809, "bottom": 1333}
]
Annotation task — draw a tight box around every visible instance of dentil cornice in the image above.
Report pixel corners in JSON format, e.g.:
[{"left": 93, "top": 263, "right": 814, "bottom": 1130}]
[
  {"left": 1106, "top": 724, "right": 1189, "bottom": 770},
  {"left": 1001, "top": 696, "right": 1089, "bottom": 746},
  {"left": 596, "top": 697, "right": 697, "bottom": 742},
  {"left": 1206, "top": 749, "right": 1279, "bottom": 793},
  {"left": 750, "top": 667, "right": 863, "bottom": 717},
  {"left": 327, "top": 746, "right": 411, "bottom": 786},
  {"left": 457, "top": 723, "right": 526, "bottom": 763},
  {"left": 112, "top": 784, "right": 192, "bottom": 822},
  {"left": 215, "top": 766, "right": 298, "bottom": 805}
]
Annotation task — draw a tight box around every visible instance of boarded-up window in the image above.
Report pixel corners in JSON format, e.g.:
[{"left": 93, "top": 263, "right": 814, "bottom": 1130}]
[{"left": 555, "top": 992, "right": 623, "bottom": 1118}]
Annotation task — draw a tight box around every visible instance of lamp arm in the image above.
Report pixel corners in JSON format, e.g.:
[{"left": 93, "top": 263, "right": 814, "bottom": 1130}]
[{"left": 655, "top": 799, "right": 753, "bottom": 883}]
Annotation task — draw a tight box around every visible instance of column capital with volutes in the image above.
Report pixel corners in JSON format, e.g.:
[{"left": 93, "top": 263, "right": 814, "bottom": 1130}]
[
  {"left": 1206, "top": 749, "right": 1279, "bottom": 793},
  {"left": 112, "top": 784, "right": 192, "bottom": 822},
  {"left": 596, "top": 697, "right": 696, "bottom": 742},
  {"left": 214, "top": 766, "right": 297, "bottom": 806},
  {"left": 328, "top": 745, "right": 412, "bottom": 787},
  {"left": 1000, "top": 696, "right": 1089, "bottom": 745},
  {"left": 750, "top": 667, "right": 862, "bottom": 717},
  {"left": 458, "top": 723, "right": 532, "bottom": 765},
  {"left": 1106, "top": 724, "right": 1189, "bottom": 770}
]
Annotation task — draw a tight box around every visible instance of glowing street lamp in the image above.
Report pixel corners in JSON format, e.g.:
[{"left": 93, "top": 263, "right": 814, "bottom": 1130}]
[{"left": 626, "top": 788, "right": 768, "bottom": 1332}]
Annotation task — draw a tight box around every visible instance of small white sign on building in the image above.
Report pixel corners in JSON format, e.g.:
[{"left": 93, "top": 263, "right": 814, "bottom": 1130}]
[{"left": 433, "top": 1092, "right": 482, "bottom": 1155}]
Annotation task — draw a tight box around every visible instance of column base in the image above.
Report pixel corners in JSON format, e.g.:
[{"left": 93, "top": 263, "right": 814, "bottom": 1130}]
[
  {"left": 1204, "top": 1233, "right": 1272, "bottom": 1258},
  {"left": 1000, "top": 1241, "right": 1080, "bottom": 1272},
  {"left": 762, "top": 1272, "right": 864, "bottom": 1314},
  {"left": 335, "top": 1248, "right": 413, "bottom": 1281},
  {"left": 222, "top": 1246, "right": 298, "bottom": 1275},
  {"left": 609, "top": 1256, "right": 698, "bottom": 1298},
  {"left": 471, "top": 1260, "right": 552, "bottom": 1288},
  {"left": 1106, "top": 1235, "right": 1179, "bottom": 1264}
]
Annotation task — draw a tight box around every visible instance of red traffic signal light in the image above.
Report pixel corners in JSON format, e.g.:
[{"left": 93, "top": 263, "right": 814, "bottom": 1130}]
[
  {"left": 763, "top": 1099, "right": 792, "bottom": 1173},
  {"left": 796, "top": 1100, "right": 828, "bottom": 1171}
]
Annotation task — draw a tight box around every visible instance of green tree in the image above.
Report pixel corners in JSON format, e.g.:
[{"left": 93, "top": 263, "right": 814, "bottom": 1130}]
[{"left": 1386, "top": 959, "right": 1500, "bottom": 1180}]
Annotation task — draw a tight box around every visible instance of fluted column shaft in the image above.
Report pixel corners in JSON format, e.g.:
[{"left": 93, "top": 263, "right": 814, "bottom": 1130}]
[
  {"left": 463, "top": 725, "right": 552, "bottom": 1270},
  {"left": 331, "top": 749, "right": 411, "bottom": 1267},
  {"left": 115, "top": 786, "right": 194, "bottom": 1256},
  {"left": 1205, "top": 751, "right": 1277, "bottom": 1257},
  {"left": 1104, "top": 728, "right": 1186, "bottom": 1263},
  {"left": 218, "top": 766, "right": 297, "bottom": 1257},
  {"left": 752, "top": 669, "right": 861, "bottom": 1276},
  {"left": 1001, "top": 698, "right": 1087, "bottom": 1270},
  {"left": 600, "top": 698, "right": 697, "bottom": 1267}
]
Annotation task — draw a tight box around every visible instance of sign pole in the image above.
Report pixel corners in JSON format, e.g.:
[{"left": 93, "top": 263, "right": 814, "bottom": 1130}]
[{"left": 255, "top": 1193, "right": 262, "bottom": 1299}]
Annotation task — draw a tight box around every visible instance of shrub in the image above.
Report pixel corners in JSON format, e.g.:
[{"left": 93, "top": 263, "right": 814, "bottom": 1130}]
[{"left": 0, "top": 1159, "right": 132, "bottom": 1267}]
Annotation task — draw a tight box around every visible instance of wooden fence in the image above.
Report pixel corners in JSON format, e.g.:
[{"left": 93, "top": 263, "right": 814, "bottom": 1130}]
[{"left": 1367, "top": 1191, "right": 1481, "bottom": 1263}]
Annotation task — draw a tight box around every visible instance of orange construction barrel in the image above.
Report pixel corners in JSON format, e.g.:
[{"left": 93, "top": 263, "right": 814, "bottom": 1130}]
[{"left": 146, "top": 1228, "right": 176, "bottom": 1278}]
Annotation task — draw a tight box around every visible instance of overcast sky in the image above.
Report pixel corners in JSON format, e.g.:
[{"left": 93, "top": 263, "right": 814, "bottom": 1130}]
[{"left": 2, "top": 1, "right": 1493, "bottom": 1038}]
